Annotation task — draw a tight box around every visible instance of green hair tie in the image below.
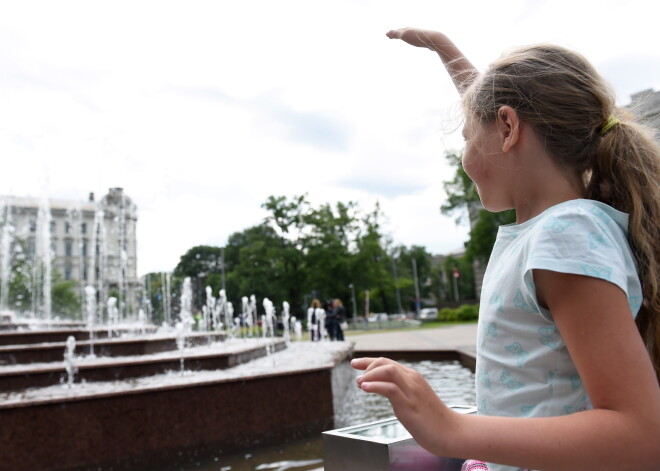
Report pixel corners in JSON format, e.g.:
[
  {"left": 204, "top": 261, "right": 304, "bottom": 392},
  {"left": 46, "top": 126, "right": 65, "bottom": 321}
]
[{"left": 600, "top": 115, "right": 620, "bottom": 136}]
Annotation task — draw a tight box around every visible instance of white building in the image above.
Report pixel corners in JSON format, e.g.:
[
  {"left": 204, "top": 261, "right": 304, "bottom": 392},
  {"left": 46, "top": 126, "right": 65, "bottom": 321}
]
[
  {"left": 1, "top": 188, "right": 139, "bottom": 319},
  {"left": 629, "top": 88, "right": 660, "bottom": 134}
]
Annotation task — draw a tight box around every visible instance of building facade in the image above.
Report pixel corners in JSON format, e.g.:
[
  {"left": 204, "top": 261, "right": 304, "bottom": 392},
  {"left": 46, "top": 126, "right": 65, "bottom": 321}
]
[
  {"left": 629, "top": 88, "right": 660, "bottom": 134},
  {"left": 1, "top": 188, "right": 139, "bottom": 319}
]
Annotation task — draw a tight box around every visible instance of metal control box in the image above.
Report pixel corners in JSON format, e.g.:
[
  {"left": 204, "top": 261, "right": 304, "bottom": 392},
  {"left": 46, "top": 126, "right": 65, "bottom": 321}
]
[{"left": 323, "top": 405, "right": 476, "bottom": 471}]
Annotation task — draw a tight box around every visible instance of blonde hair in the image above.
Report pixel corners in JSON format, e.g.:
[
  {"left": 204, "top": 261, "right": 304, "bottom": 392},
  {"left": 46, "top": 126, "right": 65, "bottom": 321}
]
[
  {"left": 311, "top": 299, "right": 321, "bottom": 309},
  {"left": 463, "top": 44, "right": 660, "bottom": 380}
]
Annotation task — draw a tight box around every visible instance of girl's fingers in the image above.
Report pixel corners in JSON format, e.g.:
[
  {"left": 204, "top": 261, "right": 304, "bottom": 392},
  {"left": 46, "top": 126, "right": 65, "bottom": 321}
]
[
  {"left": 356, "top": 360, "right": 415, "bottom": 394},
  {"left": 350, "top": 357, "right": 371, "bottom": 370},
  {"left": 351, "top": 356, "right": 390, "bottom": 371},
  {"left": 386, "top": 27, "right": 410, "bottom": 39},
  {"left": 359, "top": 380, "right": 405, "bottom": 403}
]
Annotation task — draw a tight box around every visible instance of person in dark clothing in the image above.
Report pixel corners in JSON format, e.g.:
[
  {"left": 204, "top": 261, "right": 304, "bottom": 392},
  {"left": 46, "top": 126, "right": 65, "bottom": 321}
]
[
  {"left": 323, "top": 299, "right": 336, "bottom": 340},
  {"left": 331, "top": 298, "right": 346, "bottom": 341}
]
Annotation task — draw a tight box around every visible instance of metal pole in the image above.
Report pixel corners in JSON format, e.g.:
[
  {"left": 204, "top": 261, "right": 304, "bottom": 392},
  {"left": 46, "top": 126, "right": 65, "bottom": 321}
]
[
  {"left": 221, "top": 247, "right": 226, "bottom": 292},
  {"left": 391, "top": 257, "right": 403, "bottom": 314},
  {"left": 349, "top": 283, "right": 357, "bottom": 320},
  {"left": 412, "top": 258, "right": 421, "bottom": 317}
]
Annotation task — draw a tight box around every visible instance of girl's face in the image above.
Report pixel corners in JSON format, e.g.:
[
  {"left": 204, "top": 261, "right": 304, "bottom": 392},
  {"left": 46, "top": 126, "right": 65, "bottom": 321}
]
[{"left": 461, "top": 117, "right": 512, "bottom": 212}]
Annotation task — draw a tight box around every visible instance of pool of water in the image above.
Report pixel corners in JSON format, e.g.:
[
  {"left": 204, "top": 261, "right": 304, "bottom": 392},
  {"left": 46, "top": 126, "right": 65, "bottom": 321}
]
[{"left": 163, "top": 360, "right": 475, "bottom": 471}]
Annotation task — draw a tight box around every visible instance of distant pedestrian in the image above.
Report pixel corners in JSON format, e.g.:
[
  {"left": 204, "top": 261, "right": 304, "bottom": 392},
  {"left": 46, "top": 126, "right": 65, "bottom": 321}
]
[
  {"left": 306, "top": 299, "right": 325, "bottom": 341},
  {"left": 331, "top": 298, "right": 346, "bottom": 341},
  {"left": 323, "top": 299, "right": 336, "bottom": 340}
]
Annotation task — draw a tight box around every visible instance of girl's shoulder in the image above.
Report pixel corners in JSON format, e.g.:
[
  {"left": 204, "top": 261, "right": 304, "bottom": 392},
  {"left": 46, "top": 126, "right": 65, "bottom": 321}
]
[{"left": 513, "top": 199, "right": 630, "bottom": 238}]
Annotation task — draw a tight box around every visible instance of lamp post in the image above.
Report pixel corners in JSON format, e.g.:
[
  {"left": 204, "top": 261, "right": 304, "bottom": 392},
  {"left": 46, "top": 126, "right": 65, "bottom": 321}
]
[
  {"left": 220, "top": 247, "right": 226, "bottom": 292},
  {"left": 412, "top": 258, "right": 421, "bottom": 317},
  {"left": 391, "top": 256, "right": 403, "bottom": 314},
  {"left": 452, "top": 265, "right": 460, "bottom": 302},
  {"left": 348, "top": 283, "right": 357, "bottom": 320}
]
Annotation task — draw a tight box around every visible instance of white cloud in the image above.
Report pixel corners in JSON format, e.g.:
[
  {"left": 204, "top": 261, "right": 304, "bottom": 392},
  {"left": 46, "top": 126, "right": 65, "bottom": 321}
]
[{"left": 1, "top": 0, "right": 658, "bottom": 275}]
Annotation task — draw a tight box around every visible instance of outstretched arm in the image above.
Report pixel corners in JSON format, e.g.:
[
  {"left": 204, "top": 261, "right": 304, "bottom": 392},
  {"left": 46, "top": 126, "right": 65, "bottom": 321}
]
[
  {"left": 352, "top": 273, "right": 660, "bottom": 470},
  {"left": 386, "top": 28, "right": 478, "bottom": 94}
]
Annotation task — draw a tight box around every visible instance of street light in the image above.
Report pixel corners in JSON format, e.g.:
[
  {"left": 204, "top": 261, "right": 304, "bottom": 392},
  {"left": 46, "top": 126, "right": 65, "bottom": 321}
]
[
  {"left": 412, "top": 258, "right": 421, "bottom": 317},
  {"left": 348, "top": 283, "right": 357, "bottom": 320},
  {"left": 391, "top": 255, "right": 403, "bottom": 314}
]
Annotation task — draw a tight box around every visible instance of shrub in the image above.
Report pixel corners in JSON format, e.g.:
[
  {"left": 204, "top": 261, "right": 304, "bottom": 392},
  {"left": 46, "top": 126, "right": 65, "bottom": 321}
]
[{"left": 437, "top": 304, "right": 479, "bottom": 322}]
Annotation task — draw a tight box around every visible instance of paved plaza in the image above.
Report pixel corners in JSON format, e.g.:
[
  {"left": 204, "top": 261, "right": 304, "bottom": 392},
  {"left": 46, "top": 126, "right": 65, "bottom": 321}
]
[{"left": 348, "top": 322, "right": 478, "bottom": 353}]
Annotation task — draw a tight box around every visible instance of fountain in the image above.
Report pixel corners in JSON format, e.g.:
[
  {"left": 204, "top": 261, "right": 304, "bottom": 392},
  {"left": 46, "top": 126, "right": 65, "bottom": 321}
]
[
  {"left": 282, "top": 301, "right": 291, "bottom": 343},
  {"left": 63, "top": 335, "right": 77, "bottom": 388},
  {"left": 0, "top": 199, "right": 14, "bottom": 316},
  {"left": 0, "top": 273, "right": 354, "bottom": 471},
  {"left": 0, "top": 194, "right": 476, "bottom": 471},
  {"left": 32, "top": 193, "right": 53, "bottom": 323}
]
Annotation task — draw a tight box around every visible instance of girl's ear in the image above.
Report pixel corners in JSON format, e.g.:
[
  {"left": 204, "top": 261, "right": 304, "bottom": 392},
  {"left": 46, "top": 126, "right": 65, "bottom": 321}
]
[{"left": 497, "top": 106, "right": 520, "bottom": 152}]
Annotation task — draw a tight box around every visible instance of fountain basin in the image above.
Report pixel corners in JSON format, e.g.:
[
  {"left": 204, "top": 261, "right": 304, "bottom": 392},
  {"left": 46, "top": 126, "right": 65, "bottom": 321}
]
[
  {"left": 0, "top": 341, "right": 353, "bottom": 471},
  {"left": 0, "top": 338, "right": 286, "bottom": 391},
  {"left": 0, "top": 331, "right": 226, "bottom": 364},
  {"left": 0, "top": 320, "right": 87, "bottom": 331},
  {"left": 0, "top": 326, "right": 157, "bottom": 346},
  {"left": 323, "top": 407, "right": 476, "bottom": 471}
]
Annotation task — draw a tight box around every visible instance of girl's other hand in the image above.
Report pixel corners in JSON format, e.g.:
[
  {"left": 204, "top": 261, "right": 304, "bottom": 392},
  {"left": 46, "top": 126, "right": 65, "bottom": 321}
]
[{"left": 351, "top": 357, "right": 457, "bottom": 456}]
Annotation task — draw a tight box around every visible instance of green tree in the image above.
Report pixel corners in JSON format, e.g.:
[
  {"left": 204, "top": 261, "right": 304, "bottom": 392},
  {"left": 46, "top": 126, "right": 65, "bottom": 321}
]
[
  {"left": 51, "top": 271, "right": 81, "bottom": 319},
  {"left": 173, "top": 245, "right": 226, "bottom": 311},
  {"left": 173, "top": 246, "right": 224, "bottom": 278},
  {"left": 302, "top": 201, "right": 359, "bottom": 312},
  {"left": 226, "top": 223, "right": 286, "bottom": 307},
  {"left": 354, "top": 203, "right": 393, "bottom": 314},
  {"left": 393, "top": 244, "right": 433, "bottom": 312},
  {"left": 261, "top": 195, "right": 310, "bottom": 314},
  {"left": 441, "top": 150, "right": 480, "bottom": 225},
  {"left": 465, "top": 209, "right": 516, "bottom": 263},
  {"left": 441, "top": 148, "right": 516, "bottom": 273},
  {"left": 6, "top": 240, "right": 32, "bottom": 313},
  {"left": 442, "top": 255, "right": 476, "bottom": 301}
]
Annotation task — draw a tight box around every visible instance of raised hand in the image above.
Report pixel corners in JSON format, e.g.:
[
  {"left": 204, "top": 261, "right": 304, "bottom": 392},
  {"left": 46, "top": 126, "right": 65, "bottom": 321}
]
[
  {"left": 386, "top": 27, "right": 446, "bottom": 51},
  {"left": 385, "top": 28, "right": 478, "bottom": 94}
]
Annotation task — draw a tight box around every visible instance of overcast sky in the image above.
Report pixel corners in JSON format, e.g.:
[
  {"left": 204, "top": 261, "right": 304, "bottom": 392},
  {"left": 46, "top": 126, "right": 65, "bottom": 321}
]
[{"left": 1, "top": 0, "right": 659, "bottom": 276}]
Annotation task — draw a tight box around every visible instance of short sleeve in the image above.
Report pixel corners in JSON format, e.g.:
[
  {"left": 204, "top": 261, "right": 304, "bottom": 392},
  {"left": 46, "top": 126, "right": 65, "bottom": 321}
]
[{"left": 520, "top": 203, "right": 641, "bottom": 321}]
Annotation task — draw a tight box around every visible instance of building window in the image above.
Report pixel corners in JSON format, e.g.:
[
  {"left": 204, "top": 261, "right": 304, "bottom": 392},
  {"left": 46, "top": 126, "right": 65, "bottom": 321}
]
[
  {"left": 28, "top": 238, "right": 35, "bottom": 256},
  {"left": 65, "top": 240, "right": 73, "bottom": 257},
  {"left": 82, "top": 240, "right": 88, "bottom": 257},
  {"left": 64, "top": 264, "right": 72, "bottom": 280},
  {"left": 65, "top": 221, "right": 71, "bottom": 234},
  {"left": 50, "top": 221, "right": 56, "bottom": 233},
  {"left": 51, "top": 240, "right": 57, "bottom": 256},
  {"left": 81, "top": 223, "right": 87, "bottom": 234},
  {"left": 29, "top": 219, "right": 36, "bottom": 232}
]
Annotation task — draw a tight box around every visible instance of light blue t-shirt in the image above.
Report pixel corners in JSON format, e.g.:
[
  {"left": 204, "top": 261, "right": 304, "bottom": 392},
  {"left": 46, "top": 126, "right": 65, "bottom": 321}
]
[{"left": 475, "top": 199, "right": 642, "bottom": 471}]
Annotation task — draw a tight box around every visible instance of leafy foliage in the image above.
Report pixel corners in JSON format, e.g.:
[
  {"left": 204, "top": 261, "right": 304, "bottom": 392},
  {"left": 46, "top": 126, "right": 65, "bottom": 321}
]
[
  {"left": 466, "top": 209, "right": 516, "bottom": 262},
  {"left": 164, "top": 145, "right": 513, "bottom": 319},
  {"left": 440, "top": 150, "right": 480, "bottom": 224},
  {"left": 437, "top": 304, "right": 479, "bottom": 322}
]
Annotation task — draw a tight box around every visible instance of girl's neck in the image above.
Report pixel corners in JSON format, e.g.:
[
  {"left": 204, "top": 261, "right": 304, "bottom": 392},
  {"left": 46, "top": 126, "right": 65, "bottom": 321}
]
[
  {"left": 514, "top": 188, "right": 584, "bottom": 224},
  {"left": 512, "top": 147, "right": 585, "bottom": 224}
]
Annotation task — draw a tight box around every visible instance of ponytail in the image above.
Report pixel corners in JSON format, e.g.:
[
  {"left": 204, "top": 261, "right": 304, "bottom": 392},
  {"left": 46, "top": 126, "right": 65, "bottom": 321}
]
[{"left": 589, "top": 110, "right": 660, "bottom": 380}]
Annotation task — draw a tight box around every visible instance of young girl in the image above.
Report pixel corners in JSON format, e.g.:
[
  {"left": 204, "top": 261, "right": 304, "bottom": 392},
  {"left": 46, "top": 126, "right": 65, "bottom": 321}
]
[{"left": 351, "top": 28, "right": 660, "bottom": 471}]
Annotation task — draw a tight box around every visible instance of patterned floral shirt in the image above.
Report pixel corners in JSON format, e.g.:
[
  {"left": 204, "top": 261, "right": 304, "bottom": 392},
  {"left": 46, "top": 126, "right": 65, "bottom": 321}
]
[{"left": 475, "top": 199, "right": 642, "bottom": 471}]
